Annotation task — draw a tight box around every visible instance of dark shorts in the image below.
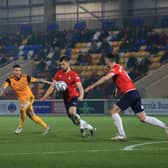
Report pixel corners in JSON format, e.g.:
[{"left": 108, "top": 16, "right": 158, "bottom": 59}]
[
  {"left": 116, "top": 90, "right": 144, "bottom": 113},
  {"left": 64, "top": 97, "right": 80, "bottom": 118}
]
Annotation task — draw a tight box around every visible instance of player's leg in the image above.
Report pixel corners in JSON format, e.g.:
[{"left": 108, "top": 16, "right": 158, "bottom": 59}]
[
  {"left": 136, "top": 111, "right": 167, "bottom": 129},
  {"left": 15, "top": 106, "right": 27, "bottom": 134},
  {"left": 131, "top": 91, "right": 167, "bottom": 134},
  {"left": 111, "top": 92, "right": 134, "bottom": 140},
  {"left": 26, "top": 103, "right": 50, "bottom": 135},
  {"left": 111, "top": 104, "right": 127, "bottom": 140},
  {"left": 67, "top": 99, "right": 95, "bottom": 137},
  {"left": 131, "top": 90, "right": 167, "bottom": 128},
  {"left": 69, "top": 106, "right": 80, "bottom": 125},
  {"left": 69, "top": 106, "right": 93, "bottom": 129}
]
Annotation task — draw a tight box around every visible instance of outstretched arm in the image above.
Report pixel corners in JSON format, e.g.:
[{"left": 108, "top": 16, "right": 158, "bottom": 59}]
[
  {"left": 41, "top": 80, "right": 56, "bottom": 101},
  {"left": 85, "top": 72, "right": 114, "bottom": 93},
  {"left": 0, "top": 87, "right": 5, "bottom": 96},
  {"left": 35, "top": 78, "right": 52, "bottom": 85},
  {"left": 0, "top": 81, "right": 9, "bottom": 96}
]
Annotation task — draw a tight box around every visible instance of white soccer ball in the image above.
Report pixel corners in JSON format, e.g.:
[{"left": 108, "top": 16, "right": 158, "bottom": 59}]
[{"left": 55, "top": 81, "right": 67, "bottom": 92}]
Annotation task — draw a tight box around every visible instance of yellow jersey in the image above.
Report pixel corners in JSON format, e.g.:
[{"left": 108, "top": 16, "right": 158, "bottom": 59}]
[{"left": 3, "top": 74, "right": 37, "bottom": 104}]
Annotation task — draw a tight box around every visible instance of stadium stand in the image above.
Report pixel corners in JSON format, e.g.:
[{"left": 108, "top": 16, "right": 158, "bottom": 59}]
[{"left": 1, "top": 18, "right": 168, "bottom": 99}]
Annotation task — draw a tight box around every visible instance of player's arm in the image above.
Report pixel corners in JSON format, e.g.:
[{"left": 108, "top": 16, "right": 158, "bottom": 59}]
[
  {"left": 0, "top": 79, "right": 10, "bottom": 96},
  {"left": 28, "top": 76, "right": 52, "bottom": 85},
  {"left": 76, "top": 82, "right": 84, "bottom": 101},
  {"left": 85, "top": 72, "right": 114, "bottom": 93},
  {"left": 36, "top": 78, "right": 52, "bottom": 85},
  {"left": 41, "top": 80, "right": 56, "bottom": 101}
]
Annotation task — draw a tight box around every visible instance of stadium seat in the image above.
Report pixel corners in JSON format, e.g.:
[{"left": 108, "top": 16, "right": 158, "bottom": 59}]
[
  {"left": 113, "top": 47, "right": 120, "bottom": 53},
  {"left": 139, "top": 45, "right": 147, "bottom": 51},
  {"left": 61, "top": 49, "right": 66, "bottom": 55},
  {"left": 158, "top": 51, "right": 166, "bottom": 57},
  {"left": 71, "top": 54, "right": 78, "bottom": 59},
  {"left": 74, "top": 21, "right": 87, "bottom": 31},
  {"left": 149, "top": 62, "right": 161, "bottom": 70},
  {"left": 152, "top": 56, "right": 161, "bottom": 63},
  {"left": 131, "top": 17, "right": 144, "bottom": 27},
  {"left": 138, "top": 51, "right": 149, "bottom": 57},
  {"left": 47, "top": 22, "right": 59, "bottom": 32},
  {"left": 102, "top": 19, "right": 115, "bottom": 30},
  {"left": 20, "top": 24, "right": 32, "bottom": 34},
  {"left": 161, "top": 16, "right": 168, "bottom": 27},
  {"left": 75, "top": 43, "right": 82, "bottom": 48},
  {"left": 124, "top": 52, "right": 132, "bottom": 58}
]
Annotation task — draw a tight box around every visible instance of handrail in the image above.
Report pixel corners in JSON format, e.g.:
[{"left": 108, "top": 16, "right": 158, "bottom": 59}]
[{"left": 0, "top": 6, "right": 168, "bottom": 25}]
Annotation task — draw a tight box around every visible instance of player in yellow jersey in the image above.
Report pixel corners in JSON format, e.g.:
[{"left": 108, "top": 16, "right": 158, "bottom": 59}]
[{"left": 0, "top": 64, "right": 51, "bottom": 135}]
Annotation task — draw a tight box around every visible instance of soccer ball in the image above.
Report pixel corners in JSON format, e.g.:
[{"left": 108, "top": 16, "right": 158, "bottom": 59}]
[{"left": 55, "top": 81, "right": 67, "bottom": 92}]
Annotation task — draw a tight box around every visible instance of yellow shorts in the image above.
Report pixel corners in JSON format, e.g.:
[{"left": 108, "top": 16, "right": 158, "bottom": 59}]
[{"left": 19, "top": 96, "right": 34, "bottom": 111}]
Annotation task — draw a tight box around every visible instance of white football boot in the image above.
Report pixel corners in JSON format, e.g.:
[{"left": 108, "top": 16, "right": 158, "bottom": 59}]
[
  {"left": 15, "top": 127, "right": 23, "bottom": 134},
  {"left": 111, "top": 134, "right": 127, "bottom": 141},
  {"left": 42, "top": 125, "right": 50, "bottom": 135}
]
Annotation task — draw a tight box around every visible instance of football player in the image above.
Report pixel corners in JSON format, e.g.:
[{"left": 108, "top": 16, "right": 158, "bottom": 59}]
[
  {"left": 41, "top": 56, "right": 95, "bottom": 137},
  {"left": 0, "top": 64, "right": 50, "bottom": 135},
  {"left": 85, "top": 53, "right": 168, "bottom": 140}
]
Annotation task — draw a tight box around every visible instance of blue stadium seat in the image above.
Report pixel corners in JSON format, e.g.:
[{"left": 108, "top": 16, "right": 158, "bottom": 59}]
[
  {"left": 102, "top": 19, "right": 115, "bottom": 30},
  {"left": 65, "top": 47, "right": 71, "bottom": 59},
  {"left": 47, "top": 22, "right": 59, "bottom": 32},
  {"left": 161, "top": 16, "right": 168, "bottom": 27},
  {"left": 20, "top": 24, "right": 32, "bottom": 34},
  {"left": 135, "top": 39, "right": 146, "bottom": 46},
  {"left": 23, "top": 44, "right": 43, "bottom": 55},
  {"left": 131, "top": 17, "right": 144, "bottom": 27},
  {"left": 74, "top": 21, "right": 87, "bottom": 31},
  {"left": 111, "top": 35, "right": 117, "bottom": 41}
]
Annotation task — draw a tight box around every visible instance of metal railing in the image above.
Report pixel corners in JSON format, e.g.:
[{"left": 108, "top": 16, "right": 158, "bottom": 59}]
[{"left": 0, "top": 7, "right": 168, "bottom": 32}]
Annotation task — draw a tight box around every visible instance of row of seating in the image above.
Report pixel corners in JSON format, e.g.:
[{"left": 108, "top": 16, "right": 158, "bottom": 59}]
[{"left": 21, "top": 16, "right": 168, "bottom": 34}]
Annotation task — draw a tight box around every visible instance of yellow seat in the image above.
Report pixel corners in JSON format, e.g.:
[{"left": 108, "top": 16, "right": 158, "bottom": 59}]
[
  {"left": 139, "top": 45, "right": 147, "bottom": 51},
  {"left": 124, "top": 52, "right": 132, "bottom": 58},
  {"left": 149, "top": 63, "right": 161, "bottom": 70},
  {"left": 158, "top": 51, "right": 166, "bottom": 57},
  {"left": 61, "top": 49, "right": 66, "bottom": 55},
  {"left": 75, "top": 43, "right": 82, "bottom": 48},
  {"left": 140, "top": 51, "right": 150, "bottom": 57},
  {"left": 113, "top": 47, "right": 120, "bottom": 53},
  {"left": 152, "top": 56, "right": 161, "bottom": 63}
]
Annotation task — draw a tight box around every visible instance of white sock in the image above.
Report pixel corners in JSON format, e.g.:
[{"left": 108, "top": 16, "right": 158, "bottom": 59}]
[
  {"left": 112, "top": 113, "right": 126, "bottom": 136},
  {"left": 80, "top": 119, "right": 85, "bottom": 129},
  {"left": 74, "top": 113, "right": 80, "bottom": 120},
  {"left": 80, "top": 119, "right": 93, "bottom": 130},
  {"left": 144, "top": 116, "right": 166, "bottom": 128}
]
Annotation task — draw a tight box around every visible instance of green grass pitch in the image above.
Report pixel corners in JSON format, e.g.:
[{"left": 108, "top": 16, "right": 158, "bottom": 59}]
[{"left": 0, "top": 116, "right": 167, "bottom": 168}]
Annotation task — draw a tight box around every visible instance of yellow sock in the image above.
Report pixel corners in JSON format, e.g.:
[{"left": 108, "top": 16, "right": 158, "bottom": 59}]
[
  {"left": 18, "top": 110, "right": 27, "bottom": 128},
  {"left": 31, "top": 114, "right": 47, "bottom": 128}
]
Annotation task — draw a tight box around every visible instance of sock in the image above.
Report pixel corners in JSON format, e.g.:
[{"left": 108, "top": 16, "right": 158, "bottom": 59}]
[
  {"left": 80, "top": 119, "right": 93, "bottom": 130},
  {"left": 112, "top": 113, "right": 126, "bottom": 136},
  {"left": 71, "top": 113, "right": 81, "bottom": 125},
  {"left": 144, "top": 116, "right": 166, "bottom": 128},
  {"left": 31, "top": 114, "right": 48, "bottom": 128},
  {"left": 74, "top": 113, "right": 80, "bottom": 120},
  {"left": 80, "top": 119, "right": 85, "bottom": 129},
  {"left": 18, "top": 110, "right": 27, "bottom": 128}
]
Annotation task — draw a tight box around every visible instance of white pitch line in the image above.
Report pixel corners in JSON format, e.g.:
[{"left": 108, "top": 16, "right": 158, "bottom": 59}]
[
  {"left": 123, "top": 141, "right": 168, "bottom": 151},
  {"left": 0, "top": 149, "right": 120, "bottom": 157},
  {"left": 0, "top": 142, "right": 168, "bottom": 156}
]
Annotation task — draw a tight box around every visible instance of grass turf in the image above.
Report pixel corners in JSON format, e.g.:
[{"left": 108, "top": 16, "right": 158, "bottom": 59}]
[{"left": 0, "top": 116, "right": 167, "bottom": 168}]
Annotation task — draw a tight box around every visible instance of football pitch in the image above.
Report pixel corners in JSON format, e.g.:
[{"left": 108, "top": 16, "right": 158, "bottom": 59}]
[{"left": 0, "top": 116, "right": 167, "bottom": 168}]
